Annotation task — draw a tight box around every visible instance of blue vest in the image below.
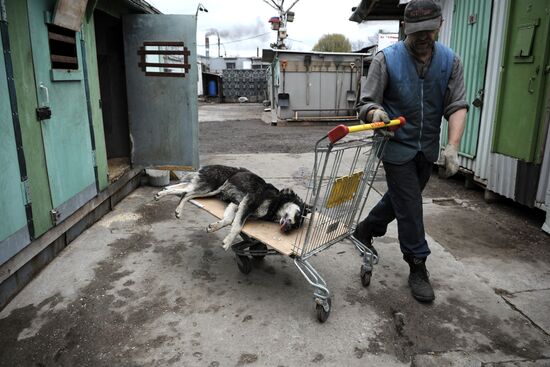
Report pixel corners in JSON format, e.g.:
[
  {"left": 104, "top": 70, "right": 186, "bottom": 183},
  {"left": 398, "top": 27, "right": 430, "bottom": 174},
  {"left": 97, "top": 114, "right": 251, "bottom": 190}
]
[{"left": 380, "top": 41, "right": 454, "bottom": 164}]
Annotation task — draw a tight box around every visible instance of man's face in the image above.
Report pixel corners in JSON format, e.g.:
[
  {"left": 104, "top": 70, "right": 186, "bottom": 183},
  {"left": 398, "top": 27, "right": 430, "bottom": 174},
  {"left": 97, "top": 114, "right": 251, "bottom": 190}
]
[{"left": 407, "top": 29, "right": 438, "bottom": 53}]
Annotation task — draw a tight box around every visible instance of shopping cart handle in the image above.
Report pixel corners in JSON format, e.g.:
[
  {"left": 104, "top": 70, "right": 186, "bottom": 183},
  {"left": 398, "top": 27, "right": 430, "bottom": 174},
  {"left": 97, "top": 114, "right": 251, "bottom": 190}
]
[{"left": 327, "top": 116, "right": 406, "bottom": 143}]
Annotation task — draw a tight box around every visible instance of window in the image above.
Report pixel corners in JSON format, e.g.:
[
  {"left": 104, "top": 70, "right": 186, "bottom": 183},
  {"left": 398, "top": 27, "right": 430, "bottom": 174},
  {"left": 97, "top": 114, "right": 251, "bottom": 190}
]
[
  {"left": 137, "top": 41, "right": 191, "bottom": 77},
  {"left": 47, "top": 24, "right": 78, "bottom": 70},
  {"left": 226, "top": 62, "right": 236, "bottom": 69}
]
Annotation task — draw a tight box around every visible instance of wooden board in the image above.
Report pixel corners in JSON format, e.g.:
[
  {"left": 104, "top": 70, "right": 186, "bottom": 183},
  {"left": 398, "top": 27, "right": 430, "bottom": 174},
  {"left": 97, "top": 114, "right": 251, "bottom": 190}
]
[
  {"left": 52, "top": 0, "right": 88, "bottom": 32},
  {"left": 192, "top": 198, "right": 300, "bottom": 256}
]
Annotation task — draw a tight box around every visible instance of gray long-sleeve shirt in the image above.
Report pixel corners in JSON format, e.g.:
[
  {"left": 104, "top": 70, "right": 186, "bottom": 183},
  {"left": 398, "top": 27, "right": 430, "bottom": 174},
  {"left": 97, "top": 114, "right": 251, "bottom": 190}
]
[{"left": 356, "top": 43, "right": 469, "bottom": 121}]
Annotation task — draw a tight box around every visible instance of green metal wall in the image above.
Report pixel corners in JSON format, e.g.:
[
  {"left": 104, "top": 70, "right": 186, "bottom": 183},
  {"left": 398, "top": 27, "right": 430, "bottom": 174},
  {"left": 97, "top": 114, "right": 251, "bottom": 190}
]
[
  {"left": 3, "top": 0, "right": 113, "bottom": 238},
  {"left": 442, "top": 0, "right": 492, "bottom": 158},
  {"left": 0, "top": 11, "right": 30, "bottom": 261},
  {"left": 493, "top": 0, "right": 550, "bottom": 162},
  {"left": 5, "top": 0, "right": 53, "bottom": 236},
  {"left": 27, "top": 0, "right": 97, "bottom": 217}
]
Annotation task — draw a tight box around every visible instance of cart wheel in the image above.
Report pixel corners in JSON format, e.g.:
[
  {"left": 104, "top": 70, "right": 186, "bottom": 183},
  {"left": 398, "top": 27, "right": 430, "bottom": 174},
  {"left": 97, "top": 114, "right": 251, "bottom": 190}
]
[
  {"left": 360, "top": 265, "right": 372, "bottom": 287},
  {"left": 236, "top": 255, "right": 252, "bottom": 274},
  {"left": 249, "top": 243, "right": 267, "bottom": 260},
  {"left": 316, "top": 297, "right": 331, "bottom": 323}
]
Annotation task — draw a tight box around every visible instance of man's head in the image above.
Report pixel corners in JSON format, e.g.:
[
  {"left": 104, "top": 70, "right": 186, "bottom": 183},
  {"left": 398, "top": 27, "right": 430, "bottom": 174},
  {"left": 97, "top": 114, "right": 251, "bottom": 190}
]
[{"left": 403, "top": 0, "right": 442, "bottom": 35}]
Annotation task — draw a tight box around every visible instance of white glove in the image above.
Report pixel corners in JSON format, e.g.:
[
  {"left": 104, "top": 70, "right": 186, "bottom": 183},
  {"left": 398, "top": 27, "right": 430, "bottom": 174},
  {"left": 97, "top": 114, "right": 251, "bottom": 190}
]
[
  {"left": 441, "top": 144, "right": 459, "bottom": 178},
  {"left": 369, "top": 109, "right": 390, "bottom": 124}
]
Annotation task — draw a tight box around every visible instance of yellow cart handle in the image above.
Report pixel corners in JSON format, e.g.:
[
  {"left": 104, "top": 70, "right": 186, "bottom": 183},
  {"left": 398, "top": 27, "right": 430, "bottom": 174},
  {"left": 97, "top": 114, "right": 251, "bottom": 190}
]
[{"left": 327, "top": 116, "right": 406, "bottom": 143}]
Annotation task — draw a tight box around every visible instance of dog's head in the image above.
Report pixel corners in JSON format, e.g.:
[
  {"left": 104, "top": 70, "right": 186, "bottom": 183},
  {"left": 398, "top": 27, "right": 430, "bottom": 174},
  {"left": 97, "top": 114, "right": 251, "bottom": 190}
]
[{"left": 277, "top": 188, "right": 312, "bottom": 233}]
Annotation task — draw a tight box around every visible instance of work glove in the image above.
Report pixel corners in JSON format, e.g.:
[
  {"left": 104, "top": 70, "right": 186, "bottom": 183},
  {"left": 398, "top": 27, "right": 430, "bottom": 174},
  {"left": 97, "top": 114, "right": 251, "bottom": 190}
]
[
  {"left": 368, "top": 109, "right": 390, "bottom": 124},
  {"left": 440, "top": 144, "right": 459, "bottom": 178}
]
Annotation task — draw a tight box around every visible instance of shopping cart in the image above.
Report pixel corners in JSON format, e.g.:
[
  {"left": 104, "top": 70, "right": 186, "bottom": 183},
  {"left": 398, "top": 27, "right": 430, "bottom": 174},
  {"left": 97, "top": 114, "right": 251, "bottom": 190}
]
[{"left": 192, "top": 117, "right": 405, "bottom": 322}]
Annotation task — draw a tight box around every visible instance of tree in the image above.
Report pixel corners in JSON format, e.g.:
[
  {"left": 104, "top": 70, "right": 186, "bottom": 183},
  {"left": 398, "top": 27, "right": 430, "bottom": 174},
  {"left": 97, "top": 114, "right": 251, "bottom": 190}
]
[{"left": 312, "top": 34, "right": 352, "bottom": 52}]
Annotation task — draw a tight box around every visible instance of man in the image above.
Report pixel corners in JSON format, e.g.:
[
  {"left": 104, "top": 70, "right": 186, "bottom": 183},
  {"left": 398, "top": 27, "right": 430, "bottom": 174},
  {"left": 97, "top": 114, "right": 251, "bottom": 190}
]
[{"left": 354, "top": 0, "right": 468, "bottom": 303}]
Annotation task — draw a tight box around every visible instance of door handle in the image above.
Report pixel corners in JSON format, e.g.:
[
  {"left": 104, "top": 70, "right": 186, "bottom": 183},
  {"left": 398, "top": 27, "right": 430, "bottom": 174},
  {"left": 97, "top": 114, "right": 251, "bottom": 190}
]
[
  {"left": 528, "top": 76, "right": 536, "bottom": 93},
  {"left": 37, "top": 83, "right": 52, "bottom": 121},
  {"left": 39, "top": 83, "right": 50, "bottom": 106}
]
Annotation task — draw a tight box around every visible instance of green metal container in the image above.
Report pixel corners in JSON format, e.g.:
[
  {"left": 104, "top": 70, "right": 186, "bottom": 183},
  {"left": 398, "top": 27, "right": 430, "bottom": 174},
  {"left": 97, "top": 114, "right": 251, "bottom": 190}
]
[{"left": 493, "top": 0, "right": 550, "bottom": 163}]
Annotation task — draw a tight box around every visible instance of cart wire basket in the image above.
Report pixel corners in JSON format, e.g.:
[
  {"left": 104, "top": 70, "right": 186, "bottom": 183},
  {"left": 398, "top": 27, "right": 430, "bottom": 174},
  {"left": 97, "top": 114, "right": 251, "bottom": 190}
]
[{"left": 230, "top": 117, "right": 406, "bottom": 322}]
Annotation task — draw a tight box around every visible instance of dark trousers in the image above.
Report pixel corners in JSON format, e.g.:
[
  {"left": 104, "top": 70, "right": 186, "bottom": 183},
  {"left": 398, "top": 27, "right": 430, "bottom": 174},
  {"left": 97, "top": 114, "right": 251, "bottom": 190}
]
[{"left": 355, "top": 152, "right": 433, "bottom": 258}]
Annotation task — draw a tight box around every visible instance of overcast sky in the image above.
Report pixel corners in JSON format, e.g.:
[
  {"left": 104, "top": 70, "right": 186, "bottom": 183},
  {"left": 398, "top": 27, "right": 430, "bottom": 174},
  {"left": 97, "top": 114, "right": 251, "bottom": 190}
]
[{"left": 146, "top": 0, "right": 399, "bottom": 57}]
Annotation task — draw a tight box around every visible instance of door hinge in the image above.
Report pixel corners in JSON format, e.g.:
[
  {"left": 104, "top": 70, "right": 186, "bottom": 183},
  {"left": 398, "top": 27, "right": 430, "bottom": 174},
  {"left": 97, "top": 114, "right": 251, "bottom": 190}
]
[
  {"left": 20, "top": 179, "right": 32, "bottom": 204},
  {"left": 92, "top": 150, "right": 97, "bottom": 167}
]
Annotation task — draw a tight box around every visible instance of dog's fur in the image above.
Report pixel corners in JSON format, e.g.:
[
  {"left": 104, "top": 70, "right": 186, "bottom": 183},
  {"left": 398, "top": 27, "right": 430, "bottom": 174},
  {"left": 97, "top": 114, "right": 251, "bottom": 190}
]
[{"left": 155, "top": 165, "right": 307, "bottom": 250}]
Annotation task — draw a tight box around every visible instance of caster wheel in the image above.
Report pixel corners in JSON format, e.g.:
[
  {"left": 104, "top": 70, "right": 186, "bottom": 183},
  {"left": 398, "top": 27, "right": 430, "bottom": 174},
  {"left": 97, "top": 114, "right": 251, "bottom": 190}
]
[
  {"left": 360, "top": 265, "right": 372, "bottom": 287},
  {"left": 249, "top": 243, "right": 267, "bottom": 259},
  {"left": 316, "top": 297, "right": 331, "bottom": 323},
  {"left": 236, "top": 255, "right": 252, "bottom": 274}
]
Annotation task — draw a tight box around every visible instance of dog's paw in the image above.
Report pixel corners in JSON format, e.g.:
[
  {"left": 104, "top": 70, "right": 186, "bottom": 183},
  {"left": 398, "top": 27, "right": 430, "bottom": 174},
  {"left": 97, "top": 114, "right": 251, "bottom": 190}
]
[
  {"left": 154, "top": 193, "right": 161, "bottom": 201},
  {"left": 222, "top": 238, "right": 232, "bottom": 250},
  {"left": 175, "top": 210, "right": 182, "bottom": 219},
  {"left": 206, "top": 222, "right": 220, "bottom": 233}
]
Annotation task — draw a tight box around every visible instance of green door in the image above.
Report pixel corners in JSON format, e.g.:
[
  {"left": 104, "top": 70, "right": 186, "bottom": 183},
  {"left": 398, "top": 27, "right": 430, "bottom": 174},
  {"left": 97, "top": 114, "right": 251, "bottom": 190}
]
[
  {"left": 493, "top": 0, "right": 550, "bottom": 162},
  {"left": 442, "top": 0, "right": 492, "bottom": 158},
  {"left": 0, "top": 23, "right": 30, "bottom": 264},
  {"left": 27, "top": 0, "right": 97, "bottom": 224}
]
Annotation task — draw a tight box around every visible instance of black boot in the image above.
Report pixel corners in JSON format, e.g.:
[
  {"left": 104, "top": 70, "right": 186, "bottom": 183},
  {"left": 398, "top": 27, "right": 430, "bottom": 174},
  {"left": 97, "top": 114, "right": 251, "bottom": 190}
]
[
  {"left": 352, "top": 230, "right": 378, "bottom": 256},
  {"left": 404, "top": 255, "right": 435, "bottom": 302}
]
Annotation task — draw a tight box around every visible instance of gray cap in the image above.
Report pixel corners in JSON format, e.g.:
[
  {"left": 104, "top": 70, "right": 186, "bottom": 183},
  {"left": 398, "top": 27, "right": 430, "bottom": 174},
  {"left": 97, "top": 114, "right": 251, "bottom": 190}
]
[{"left": 403, "top": 0, "right": 442, "bottom": 35}]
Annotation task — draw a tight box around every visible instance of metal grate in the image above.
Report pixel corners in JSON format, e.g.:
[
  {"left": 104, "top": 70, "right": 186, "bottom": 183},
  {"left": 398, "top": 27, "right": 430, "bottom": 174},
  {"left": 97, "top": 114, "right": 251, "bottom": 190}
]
[{"left": 137, "top": 41, "right": 191, "bottom": 77}]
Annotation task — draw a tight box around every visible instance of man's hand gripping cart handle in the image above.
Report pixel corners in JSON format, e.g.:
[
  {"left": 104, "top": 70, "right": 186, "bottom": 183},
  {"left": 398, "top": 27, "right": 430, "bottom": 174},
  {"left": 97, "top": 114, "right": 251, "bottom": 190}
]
[{"left": 327, "top": 116, "right": 406, "bottom": 144}]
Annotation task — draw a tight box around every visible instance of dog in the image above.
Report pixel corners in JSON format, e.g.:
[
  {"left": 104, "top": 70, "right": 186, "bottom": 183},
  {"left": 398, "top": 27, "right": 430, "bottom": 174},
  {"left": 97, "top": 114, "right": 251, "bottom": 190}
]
[{"left": 154, "top": 165, "right": 308, "bottom": 250}]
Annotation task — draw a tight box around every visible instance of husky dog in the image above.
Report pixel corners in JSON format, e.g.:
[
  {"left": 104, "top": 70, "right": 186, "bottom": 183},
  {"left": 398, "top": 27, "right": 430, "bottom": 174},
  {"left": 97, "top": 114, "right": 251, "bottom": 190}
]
[{"left": 154, "top": 165, "right": 307, "bottom": 250}]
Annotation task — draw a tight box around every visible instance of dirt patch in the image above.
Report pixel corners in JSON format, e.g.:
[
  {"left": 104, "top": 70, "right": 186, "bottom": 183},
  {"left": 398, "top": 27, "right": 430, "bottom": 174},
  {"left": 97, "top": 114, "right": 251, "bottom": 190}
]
[
  {"left": 0, "top": 232, "right": 184, "bottom": 367},
  {"left": 136, "top": 199, "right": 177, "bottom": 225},
  {"left": 343, "top": 284, "right": 550, "bottom": 363},
  {"left": 200, "top": 119, "right": 338, "bottom": 155}
]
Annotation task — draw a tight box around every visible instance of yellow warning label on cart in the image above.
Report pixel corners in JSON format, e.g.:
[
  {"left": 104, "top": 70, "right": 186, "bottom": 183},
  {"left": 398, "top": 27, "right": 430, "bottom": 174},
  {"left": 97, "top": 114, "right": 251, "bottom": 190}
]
[{"left": 326, "top": 171, "right": 363, "bottom": 208}]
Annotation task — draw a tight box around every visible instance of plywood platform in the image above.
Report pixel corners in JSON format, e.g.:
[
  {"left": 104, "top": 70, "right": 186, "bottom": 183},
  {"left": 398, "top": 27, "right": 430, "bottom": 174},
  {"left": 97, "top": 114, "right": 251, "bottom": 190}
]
[
  {"left": 192, "top": 198, "right": 350, "bottom": 257},
  {"left": 192, "top": 198, "right": 299, "bottom": 256}
]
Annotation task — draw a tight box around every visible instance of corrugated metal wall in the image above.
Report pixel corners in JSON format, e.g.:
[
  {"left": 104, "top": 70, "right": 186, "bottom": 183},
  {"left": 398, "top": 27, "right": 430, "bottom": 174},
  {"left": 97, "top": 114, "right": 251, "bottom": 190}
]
[
  {"left": 472, "top": 0, "right": 509, "bottom": 184},
  {"left": 439, "top": 0, "right": 492, "bottom": 169},
  {"left": 451, "top": 0, "right": 492, "bottom": 158},
  {"left": 440, "top": 0, "right": 512, "bottom": 188}
]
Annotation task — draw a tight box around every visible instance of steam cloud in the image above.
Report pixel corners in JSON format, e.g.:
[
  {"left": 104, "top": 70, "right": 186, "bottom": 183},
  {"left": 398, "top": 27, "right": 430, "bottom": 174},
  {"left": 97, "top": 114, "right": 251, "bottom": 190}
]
[{"left": 205, "top": 17, "right": 270, "bottom": 42}]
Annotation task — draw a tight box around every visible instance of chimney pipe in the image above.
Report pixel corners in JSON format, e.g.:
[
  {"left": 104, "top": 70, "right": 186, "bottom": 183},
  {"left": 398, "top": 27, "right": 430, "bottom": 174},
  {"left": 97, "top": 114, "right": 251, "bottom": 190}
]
[
  {"left": 205, "top": 36, "right": 209, "bottom": 58},
  {"left": 217, "top": 36, "right": 220, "bottom": 57}
]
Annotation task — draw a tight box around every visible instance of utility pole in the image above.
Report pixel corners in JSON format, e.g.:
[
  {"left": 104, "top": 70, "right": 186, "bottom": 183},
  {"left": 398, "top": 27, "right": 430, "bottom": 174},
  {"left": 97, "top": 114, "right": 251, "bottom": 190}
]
[{"left": 264, "top": 0, "right": 300, "bottom": 49}]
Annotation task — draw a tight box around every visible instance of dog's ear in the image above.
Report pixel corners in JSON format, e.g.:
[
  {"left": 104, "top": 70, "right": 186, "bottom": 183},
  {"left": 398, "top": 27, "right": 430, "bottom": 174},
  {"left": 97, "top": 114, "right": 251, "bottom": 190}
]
[
  {"left": 280, "top": 188, "right": 310, "bottom": 213},
  {"left": 280, "top": 188, "right": 300, "bottom": 203}
]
